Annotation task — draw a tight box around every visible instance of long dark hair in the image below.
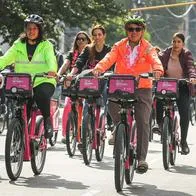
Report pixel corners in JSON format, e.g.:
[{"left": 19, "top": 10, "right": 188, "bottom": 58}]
[
  {"left": 88, "top": 24, "right": 106, "bottom": 64},
  {"left": 71, "top": 31, "right": 91, "bottom": 52}
]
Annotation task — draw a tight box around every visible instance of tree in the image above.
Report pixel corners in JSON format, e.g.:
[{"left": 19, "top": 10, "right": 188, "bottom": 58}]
[{"left": 0, "top": 0, "right": 126, "bottom": 45}]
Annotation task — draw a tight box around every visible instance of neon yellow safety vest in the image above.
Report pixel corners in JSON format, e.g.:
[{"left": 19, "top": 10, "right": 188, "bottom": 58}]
[{"left": 0, "top": 39, "right": 57, "bottom": 87}]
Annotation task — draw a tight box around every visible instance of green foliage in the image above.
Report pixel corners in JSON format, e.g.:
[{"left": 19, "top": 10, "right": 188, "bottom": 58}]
[{"left": 0, "top": 0, "right": 125, "bottom": 45}]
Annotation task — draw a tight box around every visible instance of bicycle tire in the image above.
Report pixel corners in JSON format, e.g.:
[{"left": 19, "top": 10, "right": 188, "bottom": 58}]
[
  {"left": 0, "top": 115, "right": 6, "bottom": 134},
  {"left": 66, "top": 112, "right": 77, "bottom": 157},
  {"left": 5, "top": 118, "right": 24, "bottom": 181},
  {"left": 125, "top": 122, "right": 137, "bottom": 185},
  {"left": 31, "top": 116, "right": 46, "bottom": 175},
  {"left": 82, "top": 113, "right": 93, "bottom": 165},
  {"left": 6, "top": 99, "right": 14, "bottom": 131},
  {"left": 114, "top": 124, "right": 126, "bottom": 192},
  {"left": 95, "top": 112, "right": 106, "bottom": 162},
  {"left": 162, "top": 116, "right": 171, "bottom": 170},
  {"left": 170, "top": 116, "right": 177, "bottom": 165},
  {"left": 190, "top": 100, "right": 196, "bottom": 126}
]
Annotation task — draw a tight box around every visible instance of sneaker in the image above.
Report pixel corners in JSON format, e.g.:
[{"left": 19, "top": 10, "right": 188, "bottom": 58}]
[
  {"left": 180, "top": 141, "right": 190, "bottom": 155},
  {"left": 108, "top": 131, "right": 115, "bottom": 145},
  {"left": 136, "top": 160, "right": 148, "bottom": 174},
  {"left": 44, "top": 117, "right": 54, "bottom": 139}
]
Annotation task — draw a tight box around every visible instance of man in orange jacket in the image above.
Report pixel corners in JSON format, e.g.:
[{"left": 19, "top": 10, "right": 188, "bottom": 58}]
[{"left": 93, "top": 15, "right": 163, "bottom": 173}]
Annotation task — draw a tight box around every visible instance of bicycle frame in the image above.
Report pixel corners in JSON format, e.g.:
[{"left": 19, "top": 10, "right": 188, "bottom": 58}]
[
  {"left": 85, "top": 97, "right": 101, "bottom": 150},
  {"left": 22, "top": 100, "right": 45, "bottom": 161}
]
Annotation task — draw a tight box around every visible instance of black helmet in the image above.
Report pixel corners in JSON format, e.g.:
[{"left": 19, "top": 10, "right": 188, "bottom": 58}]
[
  {"left": 24, "top": 14, "right": 44, "bottom": 25},
  {"left": 124, "top": 15, "right": 146, "bottom": 29}
]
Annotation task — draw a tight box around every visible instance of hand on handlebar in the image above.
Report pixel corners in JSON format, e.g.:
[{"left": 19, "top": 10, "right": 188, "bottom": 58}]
[
  {"left": 47, "top": 71, "right": 57, "bottom": 78},
  {"left": 92, "top": 68, "right": 102, "bottom": 78},
  {"left": 190, "top": 78, "right": 196, "bottom": 84},
  {"left": 153, "top": 71, "right": 162, "bottom": 80}
]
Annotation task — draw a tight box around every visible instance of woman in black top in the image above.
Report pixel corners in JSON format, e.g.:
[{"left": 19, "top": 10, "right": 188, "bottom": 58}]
[{"left": 69, "top": 24, "right": 112, "bottom": 128}]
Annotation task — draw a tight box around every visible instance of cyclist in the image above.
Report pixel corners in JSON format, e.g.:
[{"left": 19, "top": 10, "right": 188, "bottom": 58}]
[
  {"left": 0, "top": 14, "right": 57, "bottom": 138},
  {"left": 157, "top": 32, "right": 196, "bottom": 155},
  {"left": 67, "top": 24, "right": 114, "bottom": 133},
  {"left": 58, "top": 31, "right": 91, "bottom": 144},
  {"left": 92, "top": 15, "right": 163, "bottom": 173}
]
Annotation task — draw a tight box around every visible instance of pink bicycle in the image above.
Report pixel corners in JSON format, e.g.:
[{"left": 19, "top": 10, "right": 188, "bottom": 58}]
[
  {"left": 78, "top": 75, "right": 107, "bottom": 165},
  {"left": 3, "top": 72, "right": 50, "bottom": 181}
]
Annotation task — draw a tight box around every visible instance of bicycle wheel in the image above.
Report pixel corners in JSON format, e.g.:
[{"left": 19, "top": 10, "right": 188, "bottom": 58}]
[
  {"left": 114, "top": 124, "right": 126, "bottom": 192},
  {"left": 95, "top": 112, "right": 106, "bottom": 162},
  {"left": 82, "top": 113, "right": 93, "bottom": 165},
  {"left": 31, "top": 116, "right": 47, "bottom": 175},
  {"left": 162, "top": 116, "right": 171, "bottom": 170},
  {"left": 170, "top": 116, "right": 177, "bottom": 165},
  {"left": 125, "top": 122, "right": 137, "bottom": 185},
  {"left": 0, "top": 114, "right": 6, "bottom": 134},
  {"left": 66, "top": 112, "right": 77, "bottom": 157},
  {"left": 6, "top": 99, "right": 14, "bottom": 131},
  {"left": 5, "top": 118, "right": 24, "bottom": 181},
  {"left": 190, "top": 100, "right": 196, "bottom": 126}
]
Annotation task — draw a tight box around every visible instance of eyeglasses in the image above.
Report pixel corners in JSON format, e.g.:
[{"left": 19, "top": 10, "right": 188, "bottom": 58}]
[
  {"left": 126, "top": 27, "right": 143, "bottom": 32},
  {"left": 76, "top": 37, "right": 87, "bottom": 41}
]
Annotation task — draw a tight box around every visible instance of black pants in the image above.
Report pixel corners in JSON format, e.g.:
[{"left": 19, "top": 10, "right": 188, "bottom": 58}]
[
  {"left": 156, "top": 83, "right": 190, "bottom": 142},
  {"left": 27, "top": 83, "right": 55, "bottom": 121}
]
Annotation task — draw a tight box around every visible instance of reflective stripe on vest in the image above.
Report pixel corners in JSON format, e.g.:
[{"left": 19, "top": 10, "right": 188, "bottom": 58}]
[{"left": 15, "top": 60, "right": 45, "bottom": 64}]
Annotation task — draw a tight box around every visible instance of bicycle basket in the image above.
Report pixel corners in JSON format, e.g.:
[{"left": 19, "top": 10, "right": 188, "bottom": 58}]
[
  {"left": 108, "top": 75, "right": 136, "bottom": 101},
  {"left": 155, "top": 78, "right": 178, "bottom": 98},
  {"left": 5, "top": 73, "right": 32, "bottom": 97},
  {"left": 78, "top": 76, "right": 101, "bottom": 98}
]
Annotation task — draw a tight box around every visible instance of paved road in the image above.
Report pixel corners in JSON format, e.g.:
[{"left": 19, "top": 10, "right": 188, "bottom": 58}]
[{"left": 0, "top": 123, "right": 196, "bottom": 196}]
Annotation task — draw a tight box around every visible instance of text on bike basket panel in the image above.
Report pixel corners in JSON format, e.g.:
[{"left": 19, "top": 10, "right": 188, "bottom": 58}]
[
  {"left": 156, "top": 81, "right": 177, "bottom": 94},
  {"left": 109, "top": 79, "right": 135, "bottom": 94},
  {"left": 79, "top": 78, "right": 99, "bottom": 91},
  {"left": 5, "top": 76, "right": 32, "bottom": 91}
]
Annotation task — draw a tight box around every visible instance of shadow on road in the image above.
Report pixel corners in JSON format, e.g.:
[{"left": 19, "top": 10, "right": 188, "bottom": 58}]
[
  {"left": 169, "top": 164, "right": 196, "bottom": 175},
  {"left": 89, "top": 155, "right": 114, "bottom": 171},
  {"left": 119, "top": 182, "right": 193, "bottom": 196},
  {"left": 9, "top": 173, "right": 89, "bottom": 190}
]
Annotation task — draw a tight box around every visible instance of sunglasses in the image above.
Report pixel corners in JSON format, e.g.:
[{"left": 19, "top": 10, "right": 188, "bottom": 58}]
[
  {"left": 76, "top": 37, "right": 87, "bottom": 41},
  {"left": 126, "top": 27, "right": 143, "bottom": 32}
]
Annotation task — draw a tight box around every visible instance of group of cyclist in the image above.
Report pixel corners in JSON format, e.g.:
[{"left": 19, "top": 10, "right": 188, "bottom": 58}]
[{"left": 0, "top": 13, "right": 195, "bottom": 175}]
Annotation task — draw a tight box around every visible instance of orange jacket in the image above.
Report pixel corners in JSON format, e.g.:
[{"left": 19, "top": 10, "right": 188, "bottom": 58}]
[{"left": 95, "top": 38, "right": 164, "bottom": 88}]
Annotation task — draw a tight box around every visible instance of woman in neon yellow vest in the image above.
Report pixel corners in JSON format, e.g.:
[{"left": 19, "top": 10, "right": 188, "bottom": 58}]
[{"left": 0, "top": 14, "right": 57, "bottom": 138}]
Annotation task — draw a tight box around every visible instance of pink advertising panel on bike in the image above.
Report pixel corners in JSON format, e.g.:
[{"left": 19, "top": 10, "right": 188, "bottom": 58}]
[
  {"left": 79, "top": 78, "right": 99, "bottom": 91},
  {"left": 109, "top": 78, "right": 135, "bottom": 94},
  {"left": 5, "top": 73, "right": 32, "bottom": 96},
  {"left": 156, "top": 80, "right": 178, "bottom": 94}
]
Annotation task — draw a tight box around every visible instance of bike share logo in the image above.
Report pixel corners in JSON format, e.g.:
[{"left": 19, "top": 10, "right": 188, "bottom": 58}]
[
  {"left": 115, "top": 79, "right": 133, "bottom": 92},
  {"left": 160, "top": 81, "right": 176, "bottom": 94}
]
